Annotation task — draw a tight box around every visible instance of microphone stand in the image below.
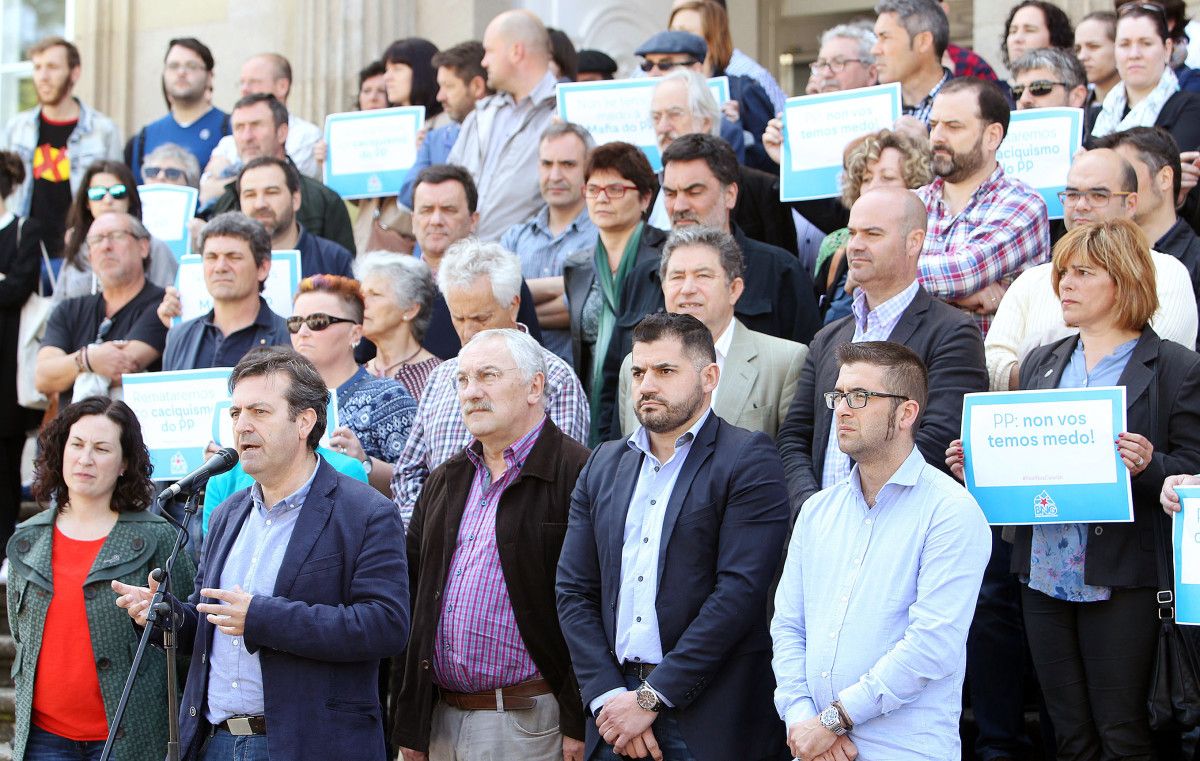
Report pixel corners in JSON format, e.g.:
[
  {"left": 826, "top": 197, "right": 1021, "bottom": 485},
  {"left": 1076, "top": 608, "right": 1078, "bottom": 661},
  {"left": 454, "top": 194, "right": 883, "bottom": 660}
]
[{"left": 100, "top": 489, "right": 199, "bottom": 761}]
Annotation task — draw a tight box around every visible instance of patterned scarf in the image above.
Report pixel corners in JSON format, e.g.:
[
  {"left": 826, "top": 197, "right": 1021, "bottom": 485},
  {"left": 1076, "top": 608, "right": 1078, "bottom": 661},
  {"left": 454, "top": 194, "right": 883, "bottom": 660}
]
[{"left": 1091, "top": 66, "right": 1180, "bottom": 138}]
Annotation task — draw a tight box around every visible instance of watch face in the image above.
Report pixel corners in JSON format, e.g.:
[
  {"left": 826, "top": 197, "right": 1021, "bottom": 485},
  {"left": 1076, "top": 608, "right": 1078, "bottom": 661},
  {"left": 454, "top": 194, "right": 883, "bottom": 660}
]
[{"left": 636, "top": 686, "right": 658, "bottom": 711}]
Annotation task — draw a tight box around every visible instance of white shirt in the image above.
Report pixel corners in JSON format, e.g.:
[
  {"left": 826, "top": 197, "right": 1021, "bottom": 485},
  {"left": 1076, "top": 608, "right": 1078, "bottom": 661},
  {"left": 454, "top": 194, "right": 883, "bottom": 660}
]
[
  {"left": 772, "top": 447, "right": 991, "bottom": 760},
  {"left": 710, "top": 317, "right": 736, "bottom": 408}
]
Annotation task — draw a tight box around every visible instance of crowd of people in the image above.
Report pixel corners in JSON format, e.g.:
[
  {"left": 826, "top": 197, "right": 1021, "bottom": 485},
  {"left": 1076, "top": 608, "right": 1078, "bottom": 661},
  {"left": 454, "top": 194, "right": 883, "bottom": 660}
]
[{"left": 6, "top": 0, "right": 1200, "bottom": 759}]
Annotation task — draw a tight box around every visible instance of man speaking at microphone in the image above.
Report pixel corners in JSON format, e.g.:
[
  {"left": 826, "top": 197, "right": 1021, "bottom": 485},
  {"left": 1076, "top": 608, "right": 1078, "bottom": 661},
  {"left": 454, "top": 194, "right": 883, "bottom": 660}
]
[{"left": 113, "top": 347, "right": 410, "bottom": 761}]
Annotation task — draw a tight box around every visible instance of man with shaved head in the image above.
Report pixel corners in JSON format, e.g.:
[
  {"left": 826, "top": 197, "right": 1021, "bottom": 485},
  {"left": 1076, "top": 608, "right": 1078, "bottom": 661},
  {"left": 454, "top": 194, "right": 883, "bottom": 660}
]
[
  {"left": 777, "top": 186, "right": 988, "bottom": 514},
  {"left": 447, "top": 9, "right": 558, "bottom": 241}
]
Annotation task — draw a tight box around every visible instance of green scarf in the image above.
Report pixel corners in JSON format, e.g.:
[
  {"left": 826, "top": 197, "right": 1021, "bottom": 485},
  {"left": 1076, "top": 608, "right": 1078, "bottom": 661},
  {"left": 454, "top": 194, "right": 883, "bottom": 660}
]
[{"left": 589, "top": 222, "right": 645, "bottom": 438}]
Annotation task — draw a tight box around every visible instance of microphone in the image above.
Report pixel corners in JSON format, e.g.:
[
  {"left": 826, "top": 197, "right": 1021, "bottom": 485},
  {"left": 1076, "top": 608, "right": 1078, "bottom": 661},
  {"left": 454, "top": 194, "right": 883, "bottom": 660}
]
[{"left": 157, "top": 447, "right": 239, "bottom": 501}]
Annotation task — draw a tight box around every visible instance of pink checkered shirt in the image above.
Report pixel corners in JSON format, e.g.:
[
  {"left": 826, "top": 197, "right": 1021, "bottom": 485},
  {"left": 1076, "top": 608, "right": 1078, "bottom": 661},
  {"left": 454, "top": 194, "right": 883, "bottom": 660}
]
[
  {"left": 431, "top": 417, "right": 546, "bottom": 693},
  {"left": 917, "top": 165, "right": 1050, "bottom": 335}
]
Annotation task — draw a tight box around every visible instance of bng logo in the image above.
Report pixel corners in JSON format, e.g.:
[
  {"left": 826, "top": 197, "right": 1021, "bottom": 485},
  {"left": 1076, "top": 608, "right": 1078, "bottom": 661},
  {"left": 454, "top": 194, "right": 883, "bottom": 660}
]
[{"left": 1033, "top": 490, "right": 1058, "bottom": 519}]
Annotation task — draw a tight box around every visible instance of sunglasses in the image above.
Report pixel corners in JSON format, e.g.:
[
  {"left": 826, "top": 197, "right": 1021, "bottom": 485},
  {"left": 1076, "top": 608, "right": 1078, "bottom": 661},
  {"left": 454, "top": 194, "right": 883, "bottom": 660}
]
[
  {"left": 1011, "top": 80, "right": 1067, "bottom": 99},
  {"left": 142, "top": 166, "right": 188, "bottom": 182},
  {"left": 286, "top": 312, "right": 358, "bottom": 334},
  {"left": 639, "top": 59, "right": 699, "bottom": 72},
  {"left": 86, "top": 184, "right": 129, "bottom": 202},
  {"left": 1118, "top": 0, "right": 1168, "bottom": 21}
]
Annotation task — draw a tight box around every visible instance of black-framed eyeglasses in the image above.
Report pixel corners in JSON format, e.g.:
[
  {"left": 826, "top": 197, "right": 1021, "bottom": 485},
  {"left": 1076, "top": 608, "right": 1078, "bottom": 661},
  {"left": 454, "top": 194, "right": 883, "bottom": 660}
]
[
  {"left": 86, "top": 184, "right": 129, "bottom": 202},
  {"left": 1056, "top": 188, "right": 1135, "bottom": 207},
  {"left": 639, "top": 59, "right": 699, "bottom": 72},
  {"left": 824, "top": 389, "right": 910, "bottom": 409},
  {"left": 286, "top": 313, "right": 358, "bottom": 334},
  {"left": 809, "top": 58, "right": 866, "bottom": 74},
  {"left": 1011, "top": 80, "right": 1068, "bottom": 99},
  {"left": 142, "top": 166, "right": 188, "bottom": 182}
]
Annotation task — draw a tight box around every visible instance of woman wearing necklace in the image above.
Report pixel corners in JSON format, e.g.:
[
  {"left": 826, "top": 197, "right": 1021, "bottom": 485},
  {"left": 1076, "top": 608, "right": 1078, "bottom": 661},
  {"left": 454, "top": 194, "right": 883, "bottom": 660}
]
[
  {"left": 563, "top": 142, "right": 662, "bottom": 443},
  {"left": 355, "top": 251, "right": 441, "bottom": 401}
]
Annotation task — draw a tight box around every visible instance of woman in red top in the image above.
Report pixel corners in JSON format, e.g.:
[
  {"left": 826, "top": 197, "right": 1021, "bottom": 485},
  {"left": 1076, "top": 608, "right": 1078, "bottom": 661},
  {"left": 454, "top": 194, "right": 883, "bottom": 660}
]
[{"left": 6, "top": 397, "right": 195, "bottom": 761}]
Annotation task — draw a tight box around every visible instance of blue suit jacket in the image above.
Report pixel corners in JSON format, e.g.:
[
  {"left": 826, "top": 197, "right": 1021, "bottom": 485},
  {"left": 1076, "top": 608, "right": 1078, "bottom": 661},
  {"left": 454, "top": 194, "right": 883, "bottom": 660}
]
[
  {"left": 169, "top": 457, "right": 410, "bottom": 761},
  {"left": 556, "top": 412, "right": 791, "bottom": 761}
]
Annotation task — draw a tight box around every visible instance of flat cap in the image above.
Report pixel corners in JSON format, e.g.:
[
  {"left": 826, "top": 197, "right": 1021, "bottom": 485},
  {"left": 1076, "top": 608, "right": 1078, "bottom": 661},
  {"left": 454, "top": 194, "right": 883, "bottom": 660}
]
[
  {"left": 634, "top": 31, "right": 707, "bottom": 61},
  {"left": 578, "top": 49, "right": 619, "bottom": 76}
]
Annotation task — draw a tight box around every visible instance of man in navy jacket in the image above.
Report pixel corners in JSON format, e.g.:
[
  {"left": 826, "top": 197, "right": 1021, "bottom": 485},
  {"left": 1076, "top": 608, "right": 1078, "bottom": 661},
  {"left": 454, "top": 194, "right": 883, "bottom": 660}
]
[
  {"left": 557, "top": 313, "right": 790, "bottom": 761},
  {"left": 115, "top": 348, "right": 409, "bottom": 761}
]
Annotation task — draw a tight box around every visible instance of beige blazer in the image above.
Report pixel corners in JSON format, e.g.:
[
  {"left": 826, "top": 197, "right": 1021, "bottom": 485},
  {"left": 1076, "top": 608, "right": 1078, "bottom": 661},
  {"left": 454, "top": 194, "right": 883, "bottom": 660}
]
[{"left": 618, "top": 320, "right": 807, "bottom": 439}]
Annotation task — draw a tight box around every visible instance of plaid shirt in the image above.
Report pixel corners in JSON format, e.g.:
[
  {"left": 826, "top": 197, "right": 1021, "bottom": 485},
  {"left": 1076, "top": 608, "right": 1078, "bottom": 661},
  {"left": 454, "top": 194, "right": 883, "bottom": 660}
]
[
  {"left": 917, "top": 165, "right": 1050, "bottom": 335},
  {"left": 433, "top": 418, "right": 546, "bottom": 692},
  {"left": 946, "top": 44, "right": 999, "bottom": 83},
  {"left": 391, "top": 344, "right": 589, "bottom": 525},
  {"left": 904, "top": 68, "right": 953, "bottom": 127}
]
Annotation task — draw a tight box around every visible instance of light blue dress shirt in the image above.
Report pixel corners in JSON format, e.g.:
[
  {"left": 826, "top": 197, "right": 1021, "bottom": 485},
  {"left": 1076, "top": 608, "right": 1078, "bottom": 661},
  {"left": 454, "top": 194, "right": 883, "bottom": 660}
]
[
  {"left": 206, "top": 459, "right": 320, "bottom": 723},
  {"left": 772, "top": 446, "right": 991, "bottom": 760},
  {"left": 821, "top": 281, "right": 921, "bottom": 488},
  {"left": 590, "top": 409, "right": 711, "bottom": 715}
]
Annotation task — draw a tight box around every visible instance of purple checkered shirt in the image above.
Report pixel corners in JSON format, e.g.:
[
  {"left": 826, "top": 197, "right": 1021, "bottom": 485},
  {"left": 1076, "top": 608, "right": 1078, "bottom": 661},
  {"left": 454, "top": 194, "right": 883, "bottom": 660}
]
[
  {"left": 391, "top": 340, "right": 589, "bottom": 526},
  {"left": 917, "top": 164, "right": 1050, "bottom": 335},
  {"left": 432, "top": 417, "right": 547, "bottom": 693}
]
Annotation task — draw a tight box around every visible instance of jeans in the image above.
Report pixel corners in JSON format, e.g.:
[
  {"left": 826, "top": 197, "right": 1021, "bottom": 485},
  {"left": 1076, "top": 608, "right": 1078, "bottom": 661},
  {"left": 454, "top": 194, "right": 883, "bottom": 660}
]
[
  {"left": 25, "top": 725, "right": 105, "bottom": 761},
  {"left": 966, "top": 528, "right": 1033, "bottom": 760},
  {"left": 589, "top": 674, "right": 695, "bottom": 761},
  {"left": 200, "top": 728, "right": 271, "bottom": 761}
]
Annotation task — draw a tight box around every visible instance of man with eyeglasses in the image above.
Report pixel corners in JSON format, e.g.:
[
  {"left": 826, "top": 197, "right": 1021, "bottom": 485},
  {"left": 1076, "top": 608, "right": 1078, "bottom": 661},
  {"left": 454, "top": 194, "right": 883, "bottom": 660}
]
[
  {"left": 772, "top": 339, "right": 990, "bottom": 761},
  {"left": 777, "top": 187, "right": 987, "bottom": 515},
  {"left": 636, "top": 31, "right": 749, "bottom": 165},
  {"left": 158, "top": 211, "right": 290, "bottom": 373},
  {"left": 34, "top": 212, "right": 168, "bottom": 406},
  {"left": 390, "top": 239, "right": 587, "bottom": 526},
  {"left": 986, "top": 148, "right": 1197, "bottom": 391},
  {"left": 3, "top": 37, "right": 121, "bottom": 259},
  {"left": 805, "top": 24, "right": 879, "bottom": 95},
  {"left": 127, "top": 38, "right": 231, "bottom": 183},
  {"left": 447, "top": 10, "right": 559, "bottom": 241}
]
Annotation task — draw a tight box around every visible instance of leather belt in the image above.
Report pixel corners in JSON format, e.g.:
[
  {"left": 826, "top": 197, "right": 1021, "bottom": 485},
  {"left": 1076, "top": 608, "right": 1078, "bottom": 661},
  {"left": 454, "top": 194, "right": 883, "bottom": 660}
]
[
  {"left": 216, "top": 715, "right": 267, "bottom": 736},
  {"left": 440, "top": 678, "right": 552, "bottom": 711},
  {"left": 622, "top": 661, "right": 658, "bottom": 680}
]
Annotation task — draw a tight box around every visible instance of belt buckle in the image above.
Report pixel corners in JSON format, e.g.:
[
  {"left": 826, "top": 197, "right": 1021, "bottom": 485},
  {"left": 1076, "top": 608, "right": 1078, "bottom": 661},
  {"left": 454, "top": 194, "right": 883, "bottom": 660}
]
[{"left": 227, "top": 716, "right": 254, "bottom": 736}]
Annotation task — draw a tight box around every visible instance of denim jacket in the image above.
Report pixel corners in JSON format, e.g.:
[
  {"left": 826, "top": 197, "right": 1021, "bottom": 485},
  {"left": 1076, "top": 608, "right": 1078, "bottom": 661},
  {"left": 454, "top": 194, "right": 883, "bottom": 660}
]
[{"left": 2, "top": 98, "right": 124, "bottom": 216}]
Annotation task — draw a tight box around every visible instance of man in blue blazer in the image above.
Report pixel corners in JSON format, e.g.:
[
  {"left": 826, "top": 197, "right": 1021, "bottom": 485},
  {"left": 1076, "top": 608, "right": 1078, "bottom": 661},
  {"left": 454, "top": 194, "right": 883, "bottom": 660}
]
[
  {"left": 114, "top": 347, "right": 409, "bottom": 761},
  {"left": 556, "top": 312, "right": 790, "bottom": 761}
]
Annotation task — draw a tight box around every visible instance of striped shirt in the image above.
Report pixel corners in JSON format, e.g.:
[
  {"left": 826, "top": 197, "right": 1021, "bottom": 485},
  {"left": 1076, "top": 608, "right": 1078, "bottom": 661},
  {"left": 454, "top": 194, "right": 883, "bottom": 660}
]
[
  {"left": 391, "top": 339, "right": 589, "bottom": 526},
  {"left": 433, "top": 418, "right": 546, "bottom": 692},
  {"left": 917, "top": 165, "right": 1050, "bottom": 335},
  {"left": 821, "top": 281, "right": 920, "bottom": 488},
  {"left": 903, "top": 68, "right": 952, "bottom": 127}
]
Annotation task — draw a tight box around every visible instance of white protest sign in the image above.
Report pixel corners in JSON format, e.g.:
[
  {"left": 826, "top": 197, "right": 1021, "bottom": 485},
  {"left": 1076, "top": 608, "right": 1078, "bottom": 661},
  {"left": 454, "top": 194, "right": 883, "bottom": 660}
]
[
  {"left": 138, "top": 184, "right": 197, "bottom": 259},
  {"left": 324, "top": 106, "right": 425, "bottom": 199},
  {"left": 175, "top": 250, "right": 301, "bottom": 323}
]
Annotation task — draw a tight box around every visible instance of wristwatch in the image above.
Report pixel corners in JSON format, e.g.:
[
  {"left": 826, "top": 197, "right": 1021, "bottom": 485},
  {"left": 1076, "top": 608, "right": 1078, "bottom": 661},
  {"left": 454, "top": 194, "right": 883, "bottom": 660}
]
[
  {"left": 361, "top": 457, "right": 373, "bottom": 475},
  {"left": 818, "top": 703, "right": 848, "bottom": 736},
  {"left": 635, "top": 682, "right": 663, "bottom": 712}
]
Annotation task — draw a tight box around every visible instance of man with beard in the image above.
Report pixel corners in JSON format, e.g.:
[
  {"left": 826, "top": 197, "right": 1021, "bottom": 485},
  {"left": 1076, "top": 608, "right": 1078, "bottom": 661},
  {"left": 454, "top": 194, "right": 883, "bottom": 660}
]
[
  {"left": 127, "top": 38, "right": 230, "bottom": 182},
  {"left": 235, "top": 156, "right": 353, "bottom": 278},
  {"left": 917, "top": 77, "right": 1049, "bottom": 335},
  {"left": 557, "top": 311, "right": 790, "bottom": 761},
  {"left": 3, "top": 37, "right": 121, "bottom": 256},
  {"left": 208, "top": 94, "right": 355, "bottom": 254}
]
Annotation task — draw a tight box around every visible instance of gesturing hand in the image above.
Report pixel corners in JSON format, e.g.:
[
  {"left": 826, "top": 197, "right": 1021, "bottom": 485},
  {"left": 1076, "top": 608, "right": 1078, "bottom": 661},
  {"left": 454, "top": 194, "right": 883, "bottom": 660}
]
[
  {"left": 112, "top": 570, "right": 161, "bottom": 627},
  {"left": 197, "top": 586, "right": 253, "bottom": 636}
]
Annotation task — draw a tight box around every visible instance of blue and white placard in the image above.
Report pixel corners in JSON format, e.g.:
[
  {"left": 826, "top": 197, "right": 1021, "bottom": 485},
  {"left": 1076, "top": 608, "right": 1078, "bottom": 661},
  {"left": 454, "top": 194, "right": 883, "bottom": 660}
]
[
  {"left": 556, "top": 77, "right": 730, "bottom": 171},
  {"left": 124, "top": 367, "right": 339, "bottom": 481},
  {"left": 779, "top": 82, "right": 902, "bottom": 202},
  {"left": 174, "top": 249, "right": 301, "bottom": 323},
  {"left": 961, "top": 386, "right": 1132, "bottom": 525},
  {"left": 138, "top": 184, "right": 198, "bottom": 260},
  {"left": 323, "top": 106, "right": 424, "bottom": 199},
  {"left": 1173, "top": 486, "right": 1200, "bottom": 625},
  {"left": 996, "top": 107, "right": 1083, "bottom": 220}
]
